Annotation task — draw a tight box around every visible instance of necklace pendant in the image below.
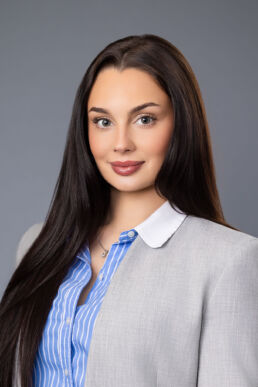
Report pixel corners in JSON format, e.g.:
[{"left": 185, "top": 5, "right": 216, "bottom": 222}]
[{"left": 101, "top": 251, "right": 106, "bottom": 257}]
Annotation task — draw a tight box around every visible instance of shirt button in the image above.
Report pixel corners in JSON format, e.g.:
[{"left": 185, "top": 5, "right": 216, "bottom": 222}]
[
  {"left": 127, "top": 230, "right": 135, "bottom": 237},
  {"left": 64, "top": 369, "right": 69, "bottom": 376},
  {"left": 66, "top": 318, "right": 71, "bottom": 325},
  {"left": 99, "top": 273, "right": 104, "bottom": 280}
]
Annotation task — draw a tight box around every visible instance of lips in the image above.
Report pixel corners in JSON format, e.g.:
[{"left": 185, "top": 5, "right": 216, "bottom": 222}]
[
  {"left": 110, "top": 161, "right": 145, "bottom": 167},
  {"left": 110, "top": 161, "right": 145, "bottom": 176}
]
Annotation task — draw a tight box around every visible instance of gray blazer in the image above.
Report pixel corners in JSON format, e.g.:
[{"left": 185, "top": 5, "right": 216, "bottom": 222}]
[{"left": 15, "top": 215, "right": 258, "bottom": 386}]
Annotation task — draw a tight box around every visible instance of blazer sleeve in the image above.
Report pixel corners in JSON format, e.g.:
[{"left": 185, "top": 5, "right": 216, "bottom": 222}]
[
  {"left": 15, "top": 222, "right": 44, "bottom": 267},
  {"left": 197, "top": 238, "right": 258, "bottom": 387}
]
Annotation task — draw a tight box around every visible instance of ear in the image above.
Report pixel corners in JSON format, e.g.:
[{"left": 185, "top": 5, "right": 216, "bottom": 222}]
[{"left": 15, "top": 223, "right": 44, "bottom": 267}]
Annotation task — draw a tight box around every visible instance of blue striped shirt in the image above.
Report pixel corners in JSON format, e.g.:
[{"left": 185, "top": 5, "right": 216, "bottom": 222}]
[{"left": 32, "top": 200, "right": 186, "bottom": 386}]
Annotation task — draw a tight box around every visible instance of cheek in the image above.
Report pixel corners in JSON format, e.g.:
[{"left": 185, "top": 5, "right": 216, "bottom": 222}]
[
  {"left": 88, "top": 130, "right": 109, "bottom": 159},
  {"left": 142, "top": 128, "right": 172, "bottom": 157}
]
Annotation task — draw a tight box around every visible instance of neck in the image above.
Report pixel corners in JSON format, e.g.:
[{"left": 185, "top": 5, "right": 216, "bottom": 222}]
[{"left": 106, "top": 186, "right": 167, "bottom": 231}]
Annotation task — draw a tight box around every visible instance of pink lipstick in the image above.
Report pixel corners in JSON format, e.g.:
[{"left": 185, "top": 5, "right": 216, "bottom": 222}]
[{"left": 110, "top": 161, "right": 145, "bottom": 176}]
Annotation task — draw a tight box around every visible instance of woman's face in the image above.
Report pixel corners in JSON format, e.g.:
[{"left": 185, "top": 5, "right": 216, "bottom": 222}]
[{"left": 87, "top": 66, "right": 174, "bottom": 193}]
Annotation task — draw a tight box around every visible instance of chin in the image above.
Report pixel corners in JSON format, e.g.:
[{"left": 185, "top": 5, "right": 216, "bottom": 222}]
[{"left": 110, "top": 180, "right": 152, "bottom": 192}]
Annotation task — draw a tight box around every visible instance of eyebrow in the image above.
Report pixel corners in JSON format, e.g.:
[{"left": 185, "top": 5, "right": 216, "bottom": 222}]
[{"left": 88, "top": 102, "right": 160, "bottom": 115}]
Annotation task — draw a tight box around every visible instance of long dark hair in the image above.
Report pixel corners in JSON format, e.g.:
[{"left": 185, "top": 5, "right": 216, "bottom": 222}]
[{"left": 0, "top": 33, "right": 239, "bottom": 386}]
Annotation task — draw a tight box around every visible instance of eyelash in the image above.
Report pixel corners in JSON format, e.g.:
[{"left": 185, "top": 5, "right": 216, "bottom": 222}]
[{"left": 91, "top": 114, "right": 157, "bottom": 129}]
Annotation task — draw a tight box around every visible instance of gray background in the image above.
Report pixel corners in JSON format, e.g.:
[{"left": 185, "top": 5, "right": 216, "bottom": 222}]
[{"left": 1, "top": 0, "right": 257, "bottom": 298}]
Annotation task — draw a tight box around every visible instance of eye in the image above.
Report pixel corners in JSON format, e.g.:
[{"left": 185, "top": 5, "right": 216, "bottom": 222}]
[
  {"left": 136, "top": 115, "right": 157, "bottom": 126},
  {"left": 91, "top": 114, "right": 157, "bottom": 129},
  {"left": 92, "top": 117, "right": 112, "bottom": 129}
]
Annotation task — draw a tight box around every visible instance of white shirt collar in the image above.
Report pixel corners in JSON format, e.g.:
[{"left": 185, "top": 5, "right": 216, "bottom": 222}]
[{"left": 134, "top": 200, "right": 187, "bottom": 248}]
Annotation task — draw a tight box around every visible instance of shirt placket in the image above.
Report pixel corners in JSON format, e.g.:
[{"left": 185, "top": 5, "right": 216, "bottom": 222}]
[{"left": 62, "top": 259, "right": 92, "bottom": 385}]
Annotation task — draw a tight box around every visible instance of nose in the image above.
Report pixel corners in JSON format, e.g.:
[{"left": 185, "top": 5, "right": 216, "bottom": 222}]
[{"left": 113, "top": 126, "right": 135, "bottom": 153}]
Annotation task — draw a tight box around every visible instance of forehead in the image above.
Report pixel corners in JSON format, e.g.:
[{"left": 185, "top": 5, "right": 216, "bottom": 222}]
[{"left": 87, "top": 67, "right": 169, "bottom": 108}]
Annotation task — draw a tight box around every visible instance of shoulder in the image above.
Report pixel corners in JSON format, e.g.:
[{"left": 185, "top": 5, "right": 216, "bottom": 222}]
[
  {"left": 188, "top": 214, "right": 257, "bottom": 242},
  {"left": 183, "top": 215, "right": 258, "bottom": 258},
  {"left": 16, "top": 222, "right": 44, "bottom": 266},
  {"left": 173, "top": 215, "right": 258, "bottom": 283},
  {"left": 181, "top": 216, "right": 258, "bottom": 313}
]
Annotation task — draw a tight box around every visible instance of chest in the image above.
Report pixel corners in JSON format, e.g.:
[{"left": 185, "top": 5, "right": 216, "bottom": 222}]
[
  {"left": 83, "top": 236, "right": 206, "bottom": 386},
  {"left": 76, "top": 242, "right": 110, "bottom": 306}
]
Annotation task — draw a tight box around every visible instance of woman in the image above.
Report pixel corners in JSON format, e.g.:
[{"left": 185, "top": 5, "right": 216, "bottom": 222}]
[{"left": 1, "top": 34, "right": 258, "bottom": 387}]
